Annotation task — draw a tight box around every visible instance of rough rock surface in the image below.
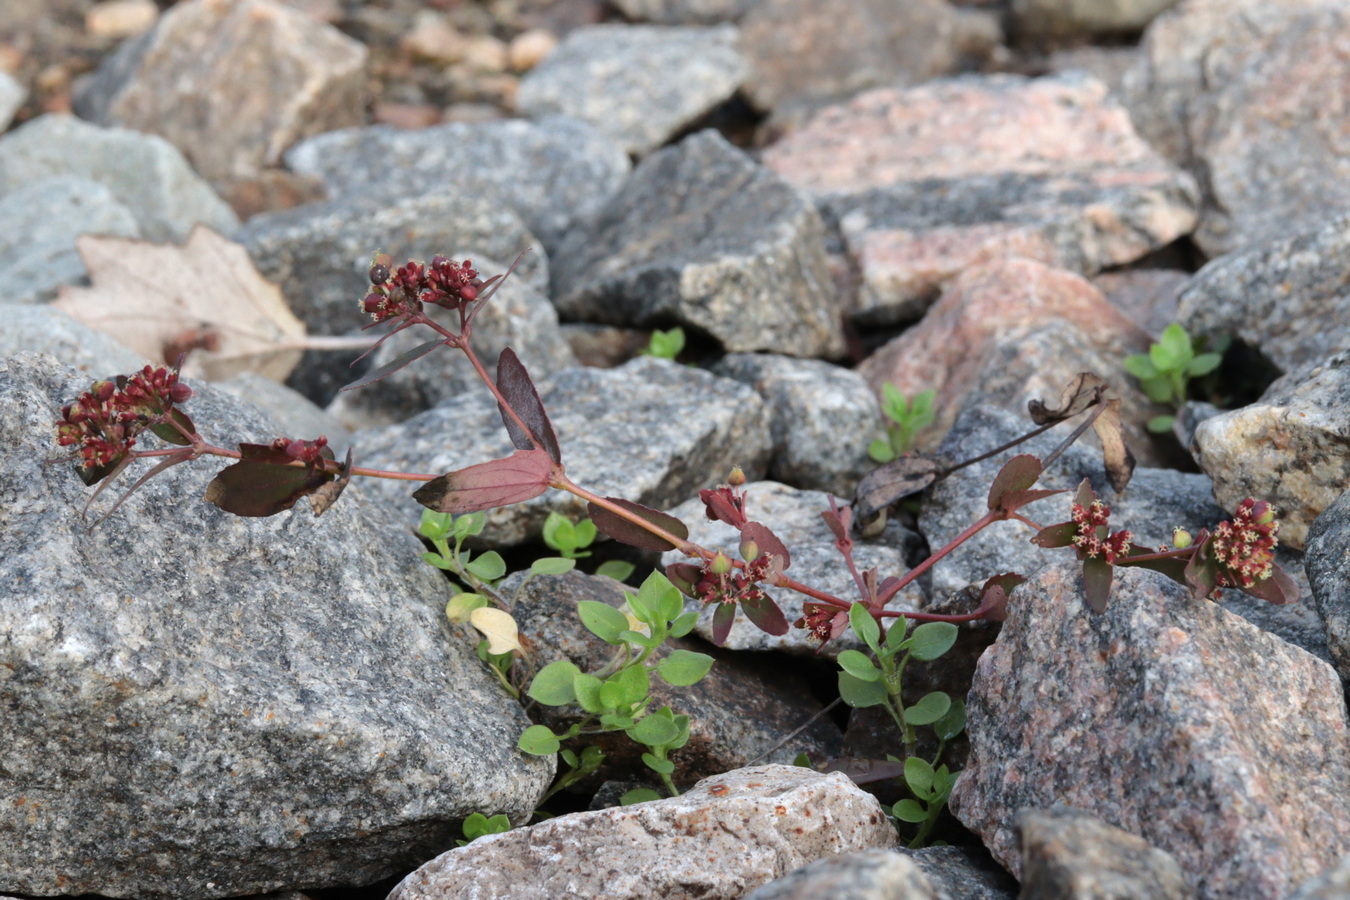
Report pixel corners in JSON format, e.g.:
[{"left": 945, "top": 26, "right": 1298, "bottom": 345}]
[
  {"left": 950, "top": 562, "right": 1350, "bottom": 899},
  {"left": 763, "top": 73, "right": 1199, "bottom": 323},
  {"left": 515, "top": 24, "right": 747, "bottom": 156},
  {"left": 743, "top": 847, "right": 941, "bottom": 900},
  {"left": 1012, "top": 0, "right": 1180, "bottom": 39},
  {"left": 1175, "top": 214, "right": 1350, "bottom": 375},
  {"left": 387, "top": 765, "right": 897, "bottom": 900},
  {"left": 353, "top": 356, "right": 773, "bottom": 547},
  {"left": 73, "top": 0, "right": 368, "bottom": 187},
  {"left": 1192, "top": 351, "right": 1350, "bottom": 551},
  {"left": 0, "top": 113, "right": 238, "bottom": 243},
  {"left": 0, "top": 304, "right": 148, "bottom": 375},
  {"left": 661, "top": 481, "right": 925, "bottom": 656},
  {"left": 1092, "top": 268, "right": 1188, "bottom": 338},
  {"left": 1015, "top": 807, "right": 1189, "bottom": 899},
  {"left": 283, "top": 116, "right": 630, "bottom": 255},
  {"left": 1122, "top": 0, "right": 1350, "bottom": 254},
  {"left": 0, "top": 353, "right": 552, "bottom": 900},
  {"left": 1306, "top": 487, "right": 1350, "bottom": 686},
  {"left": 552, "top": 130, "right": 844, "bottom": 358}
]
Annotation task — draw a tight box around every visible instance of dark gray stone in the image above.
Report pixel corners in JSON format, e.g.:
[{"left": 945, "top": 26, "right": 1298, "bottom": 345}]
[
  {"left": 712, "top": 353, "right": 879, "bottom": 496},
  {"left": 1015, "top": 807, "right": 1188, "bottom": 900},
  {"left": 1176, "top": 214, "right": 1350, "bottom": 376},
  {"left": 907, "top": 845, "right": 1018, "bottom": 900},
  {"left": 661, "top": 481, "right": 926, "bottom": 656},
  {"left": 352, "top": 356, "right": 773, "bottom": 547},
  {"left": 0, "top": 176, "right": 140, "bottom": 304},
  {"left": 1306, "top": 487, "right": 1350, "bottom": 686},
  {"left": 284, "top": 116, "right": 630, "bottom": 255},
  {"left": 552, "top": 130, "right": 844, "bottom": 358},
  {"left": 0, "top": 114, "right": 238, "bottom": 243},
  {"left": 0, "top": 353, "right": 552, "bottom": 900},
  {"left": 950, "top": 562, "right": 1350, "bottom": 899},
  {"left": 515, "top": 24, "right": 748, "bottom": 157},
  {"left": 744, "top": 847, "right": 941, "bottom": 900}
]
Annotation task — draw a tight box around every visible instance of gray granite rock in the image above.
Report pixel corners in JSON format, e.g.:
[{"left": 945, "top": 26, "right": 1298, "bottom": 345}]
[
  {"left": 1122, "top": 0, "right": 1350, "bottom": 255},
  {"left": 1012, "top": 0, "right": 1180, "bottom": 39},
  {"left": 0, "top": 352, "right": 552, "bottom": 899},
  {"left": 609, "top": 0, "right": 756, "bottom": 24},
  {"left": 712, "top": 354, "right": 880, "bottom": 496},
  {"left": 1015, "top": 807, "right": 1188, "bottom": 899},
  {"left": 949, "top": 562, "right": 1350, "bottom": 899},
  {"left": 744, "top": 847, "right": 941, "bottom": 900},
  {"left": 1092, "top": 268, "right": 1188, "bottom": 337},
  {"left": 1175, "top": 214, "right": 1350, "bottom": 376},
  {"left": 326, "top": 256, "right": 575, "bottom": 431},
  {"left": 763, "top": 73, "right": 1200, "bottom": 324},
  {"left": 907, "top": 845, "right": 1019, "bottom": 900},
  {"left": 0, "top": 176, "right": 140, "bottom": 304},
  {"left": 388, "top": 765, "right": 897, "bottom": 900},
  {"left": 284, "top": 116, "right": 630, "bottom": 255},
  {"left": 0, "top": 304, "right": 148, "bottom": 375},
  {"left": 661, "top": 481, "right": 925, "bottom": 656},
  {"left": 0, "top": 114, "right": 238, "bottom": 243},
  {"left": 552, "top": 130, "right": 844, "bottom": 358},
  {"left": 1306, "top": 488, "right": 1350, "bottom": 686},
  {"left": 353, "top": 356, "right": 773, "bottom": 547},
  {"left": 1192, "top": 350, "right": 1350, "bottom": 551},
  {"left": 1287, "top": 851, "right": 1350, "bottom": 900},
  {"left": 73, "top": 0, "right": 367, "bottom": 186},
  {"left": 516, "top": 24, "right": 747, "bottom": 157},
  {"left": 503, "top": 570, "right": 842, "bottom": 783},
  {"left": 215, "top": 371, "right": 353, "bottom": 456},
  {"left": 0, "top": 69, "right": 25, "bottom": 131}
]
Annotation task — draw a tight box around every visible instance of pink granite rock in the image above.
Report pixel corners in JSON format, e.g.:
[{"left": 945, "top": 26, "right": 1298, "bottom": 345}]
[{"left": 764, "top": 73, "right": 1198, "bottom": 323}]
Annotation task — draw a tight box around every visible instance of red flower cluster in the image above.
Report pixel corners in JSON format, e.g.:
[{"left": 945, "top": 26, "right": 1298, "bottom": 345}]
[
  {"left": 56, "top": 366, "right": 193, "bottom": 477},
  {"left": 269, "top": 435, "right": 329, "bottom": 464},
  {"left": 798, "top": 602, "right": 848, "bottom": 643},
  {"left": 1212, "top": 498, "right": 1279, "bottom": 589},
  {"left": 1070, "top": 498, "right": 1132, "bottom": 563},
  {"left": 361, "top": 255, "right": 486, "bottom": 325}
]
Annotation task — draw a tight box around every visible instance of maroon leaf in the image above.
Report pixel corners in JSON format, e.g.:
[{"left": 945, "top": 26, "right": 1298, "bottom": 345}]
[
  {"left": 1081, "top": 555, "right": 1114, "bottom": 613},
  {"left": 496, "top": 348, "right": 560, "bottom": 464},
  {"left": 1242, "top": 564, "right": 1299, "bottom": 605},
  {"left": 741, "top": 592, "right": 789, "bottom": 635},
  {"left": 338, "top": 337, "right": 446, "bottom": 393},
  {"left": 854, "top": 452, "right": 946, "bottom": 521},
  {"left": 1183, "top": 531, "right": 1218, "bottom": 601},
  {"left": 1032, "top": 521, "right": 1078, "bottom": 549},
  {"left": 997, "top": 487, "right": 1066, "bottom": 515},
  {"left": 740, "top": 521, "right": 790, "bottom": 571},
  {"left": 84, "top": 450, "right": 191, "bottom": 525},
  {"left": 711, "top": 601, "right": 736, "bottom": 646},
  {"left": 974, "top": 572, "right": 1024, "bottom": 622},
  {"left": 987, "top": 454, "right": 1043, "bottom": 511},
  {"left": 204, "top": 445, "right": 337, "bottom": 518},
  {"left": 699, "top": 487, "right": 745, "bottom": 527},
  {"left": 413, "top": 448, "right": 554, "bottom": 514},
  {"left": 821, "top": 504, "right": 852, "bottom": 547},
  {"left": 587, "top": 498, "right": 689, "bottom": 552}
]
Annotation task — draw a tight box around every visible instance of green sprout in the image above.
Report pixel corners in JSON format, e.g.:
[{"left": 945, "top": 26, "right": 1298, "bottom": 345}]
[
  {"left": 456, "top": 812, "right": 512, "bottom": 846},
  {"left": 542, "top": 511, "right": 635, "bottom": 582},
  {"left": 868, "top": 385, "right": 936, "bottom": 463},
  {"left": 1124, "top": 323, "right": 1225, "bottom": 433},
  {"left": 639, "top": 327, "right": 686, "bottom": 361}
]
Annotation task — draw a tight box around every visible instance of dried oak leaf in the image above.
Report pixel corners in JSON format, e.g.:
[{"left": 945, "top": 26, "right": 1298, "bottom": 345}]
[{"left": 55, "top": 226, "right": 309, "bottom": 382}]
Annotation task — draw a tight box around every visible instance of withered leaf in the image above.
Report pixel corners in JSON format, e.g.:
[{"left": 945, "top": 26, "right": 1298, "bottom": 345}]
[
  {"left": 853, "top": 452, "right": 946, "bottom": 522},
  {"left": 309, "top": 446, "right": 354, "bottom": 516},
  {"left": 588, "top": 498, "right": 689, "bottom": 552},
  {"left": 412, "top": 448, "right": 554, "bottom": 514},
  {"left": 1090, "top": 395, "right": 1135, "bottom": 494},
  {"left": 1027, "top": 373, "right": 1108, "bottom": 424}
]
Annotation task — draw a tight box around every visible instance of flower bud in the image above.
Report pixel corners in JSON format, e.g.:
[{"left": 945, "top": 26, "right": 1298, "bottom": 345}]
[
  {"left": 169, "top": 382, "right": 193, "bottom": 404},
  {"left": 739, "top": 538, "right": 759, "bottom": 563},
  {"left": 92, "top": 380, "right": 116, "bottom": 402},
  {"left": 460, "top": 283, "right": 478, "bottom": 302},
  {"left": 1252, "top": 502, "right": 1276, "bottom": 526},
  {"left": 710, "top": 551, "right": 732, "bottom": 576},
  {"left": 728, "top": 466, "right": 746, "bottom": 486},
  {"left": 1172, "top": 527, "right": 1193, "bottom": 549},
  {"left": 368, "top": 263, "right": 390, "bottom": 285}
]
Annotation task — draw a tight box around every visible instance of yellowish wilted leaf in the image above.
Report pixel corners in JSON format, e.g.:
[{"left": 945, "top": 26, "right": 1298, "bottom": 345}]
[{"left": 469, "top": 607, "right": 522, "bottom": 655}]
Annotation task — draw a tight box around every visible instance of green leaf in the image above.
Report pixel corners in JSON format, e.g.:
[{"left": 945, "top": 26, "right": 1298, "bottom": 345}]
[
  {"left": 527, "top": 660, "right": 581, "bottom": 706},
  {"left": 904, "top": 756, "right": 936, "bottom": 798},
  {"left": 620, "top": 788, "right": 662, "bottom": 805},
  {"left": 465, "top": 551, "right": 506, "bottom": 582},
  {"left": 838, "top": 670, "right": 888, "bottom": 708},
  {"left": 868, "top": 437, "right": 898, "bottom": 463},
  {"left": 903, "top": 692, "right": 952, "bottom": 726},
  {"left": 573, "top": 518, "right": 598, "bottom": 548},
  {"left": 641, "top": 752, "right": 675, "bottom": 775},
  {"left": 618, "top": 629, "right": 659, "bottom": 649},
  {"left": 517, "top": 724, "right": 561, "bottom": 755},
  {"left": 573, "top": 673, "right": 604, "bottom": 713},
  {"left": 793, "top": 752, "right": 812, "bottom": 768},
  {"left": 1186, "top": 352, "right": 1222, "bottom": 377},
  {"left": 541, "top": 510, "right": 569, "bottom": 550},
  {"left": 1140, "top": 376, "right": 1175, "bottom": 404},
  {"left": 445, "top": 592, "right": 488, "bottom": 623},
  {"left": 657, "top": 649, "right": 714, "bottom": 686},
  {"left": 885, "top": 621, "right": 910, "bottom": 653},
  {"left": 629, "top": 713, "right": 680, "bottom": 747},
  {"left": 934, "top": 698, "right": 967, "bottom": 741},
  {"left": 605, "top": 664, "right": 650, "bottom": 709},
  {"left": 1147, "top": 415, "right": 1176, "bottom": 433},
  {"left": 419, "top": 509, "right": 455, "bottom": 540},
  {"left": 1123, "top": 354, "right": 1158, "bottom": 380},
  {"left": 668, "top": 610, "right": 700, "bottom": 638},
  {"left": 893, "top": 799, "right": 928, "bottom": 823},
  {"left": 599, "top": 712, "right": 635, "bottom": 730},
  {"left": 452, "top": 511, "right": 487, "bottom": 538},
  {"left": 530, "top": 557, "right": 576, "bottom": 576},
  {"left": 905, "top": 622, "right": 958, "bottom": 661},
  {"left": 577, "top": 600, "right": 630, "bottom": 644},
  {"left": 462, "top": 812, "right": 511, "bottom": 841},
  {"left": 422, "top": 550, "right": 456, "bottom": 571},
  {"left": 881, "top": 382, "right": 906, "bottom": 421},
  {"left": 849, "top": 602, "right": 881, "bottom": 654},
  {"left": 836, "top": 649, "right": 882, "bottom": 682},
  {"left": 1159, "top": 323, "right": 1193, "bottom": 364},
  {"left": 596, "top": 560, "right": 635, "bottom": 582}
]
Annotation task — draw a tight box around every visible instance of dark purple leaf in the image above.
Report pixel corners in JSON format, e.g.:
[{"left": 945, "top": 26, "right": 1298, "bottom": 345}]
[
  {"left": 740, "top": 521, "right": 790, "bottom": 571},
  {"left": 741, "top": 593, "right": 789, "bottom": 635},
  {"left": 204, "top": 448, "right": 337, "bottom": 518},
  {"left": 854, "top": 452, "right": 946, "bottom": 521},
  {"left": 987, "top": 455, "right": 1043, "bottom": 511},
  {"left": 412, "top": 448, "right": 554, "bottom": 514},
  {"left": 339, "top": 337, "right": 446, "bottom": 393},
  {"left": 711, "top": 601, "right": 736, "bottom": 646},
  {"left": 1081, "top": 555, "right": 1113, "bottom": 613},
  {"left": 84, "top": 451, "right": 190, "bottom": 525},
  {"left": 823, "top": 757, "right": 905, "bottom": 785},
  {"left": 587, "top": 498, "right": 689, "bottom": 552},
  {"left": 1183, "top": 531, "right": 1218, "bottom": 601},
  {"left": 1242, "top": 564, "right": 1299, "bottom": 605},
  {"left": 496, "top": 348, "right": 560, "bottom": 464},
  {"left": 997, "top": 487, "right": 1066, "bottom": 515},
  {"left": 1033, "top": 521, "right": 1078, "bottom": 549}
]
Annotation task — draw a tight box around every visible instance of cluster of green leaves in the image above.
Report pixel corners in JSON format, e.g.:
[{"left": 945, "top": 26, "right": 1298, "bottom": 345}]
[
  {"left": 868, "top": 385, "right": 936, "bottom": 463},
  {"left": 541, "top": 511, "right": 635, "bottom": 581},
  {"left": 836, "top": 604, "right": 964, "bottom": 847},
  {"left": 1124, "top": 323, "right": 1226, "bottom": 433},
  {"left": 639, "top": 327, "right": 686, "bottom": 361},
  {"left": 518, "top": 571, "right": 713, "bottom": 801},
  {"left": 457, "top": 812, "right": 511, "bottom": 846}
]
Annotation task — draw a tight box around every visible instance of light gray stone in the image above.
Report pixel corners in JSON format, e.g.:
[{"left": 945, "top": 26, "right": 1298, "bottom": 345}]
[
  {"left": 745, "top": 847, "right": 941, "bottom": 900},
  {"left": 516, "top": 24, "right": 747, "bottom": 157},
  {"left": 661, "top": 481, "right": 925, "bottom": 656},
  {"left": 0, "top": 352, "right": 552, "bottom": 900},
  {"left": 712, "top": 353, "right": 880, "bottom": 496},
  {"left": 353, "top": 356, "right": 774, "bottom": 547},
  {"left": 1015, "top": 807, "right": 1188, "bottom": 900},
  {"left": 0, "top": 303, "right": 148, "bottom": 375},
  {"left": 0, "top": 114, "right": 238, "bottom": 243},
  {"left": 950, "top": 562, "right": 1350, "bottom": 899},
  {"left": 215, "top": 371, "right": 353, "bottom": 456},
  {"left": 0, "top": 176, "right": 140, "bottom": 304},
  {"left": 1192, "top": 350, "right": 1350, "bottom": 551},
  {"left": 1287, "top": 850, "right": 1350, "bottom": 900},
  {"left": 552, "top": 130, "right": 844, "bottom": 358},
  {"left": 609, "top": 0, "right": 756, "bottom": 24},
  {"left": 284, "top": 116, "right": 629, "bottom": 255},
  {"left": 388, "top": 765, "right": 897, "bottom": 900},
  {"left": 1306, "top": 488, "right": 1350, "bottom": 686}
]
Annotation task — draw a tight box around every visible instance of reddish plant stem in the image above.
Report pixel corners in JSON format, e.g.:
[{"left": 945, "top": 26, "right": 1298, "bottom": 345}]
[{"left": 876, "top": 507, "right": 1002, "bottom": 607}]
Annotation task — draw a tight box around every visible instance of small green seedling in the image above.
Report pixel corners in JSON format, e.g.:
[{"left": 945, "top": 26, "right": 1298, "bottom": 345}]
[
  {"left": 420, "top": 510, "right": 507, "bottom": 590},
  {"left": 640, "top": 327, "right": 685, "bottom": 361},
  {"left": 1124, "top": 323, "right": 1224, "bottom": 433},
  {"left": 868, "top": 385, "right": 936, "bottom": 463},
  {"left": 542, "top": 511, "right": 635, "bottom": 582},
  {"left": 456, "top": 812, "right": 512, "bottom": 846}
]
